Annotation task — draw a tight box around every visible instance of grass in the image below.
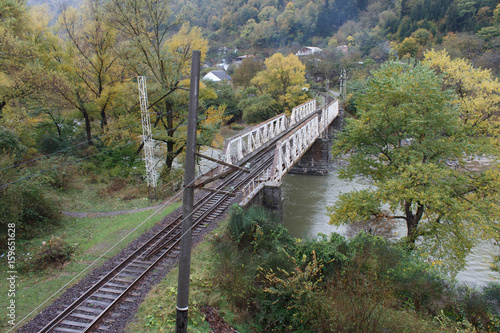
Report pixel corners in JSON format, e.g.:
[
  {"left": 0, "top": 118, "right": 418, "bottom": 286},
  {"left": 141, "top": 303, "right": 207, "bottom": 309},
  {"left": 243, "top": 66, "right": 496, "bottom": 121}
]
[
  {"left": 46, "top": 174, "right": 155, "bottom": 212},
  {"left": 0, "top": 202, "right": 180, "bottom": 332},
  {"left": 125, "top": 220, "right": 253, "bottom": 333}
]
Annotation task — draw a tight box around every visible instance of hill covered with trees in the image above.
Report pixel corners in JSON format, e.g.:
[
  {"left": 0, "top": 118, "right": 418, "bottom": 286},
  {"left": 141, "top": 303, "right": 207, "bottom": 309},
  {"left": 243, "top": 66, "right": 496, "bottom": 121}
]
[{"left": 171, "top": 0, "right": 500, "bottom": 71}]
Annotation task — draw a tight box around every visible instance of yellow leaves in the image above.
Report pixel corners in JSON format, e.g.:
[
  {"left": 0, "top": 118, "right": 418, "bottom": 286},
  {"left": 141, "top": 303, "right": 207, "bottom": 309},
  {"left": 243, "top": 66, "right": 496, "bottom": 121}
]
[
  {"left": 393, "top": 37, "right": 420, "bottom": 58},
  {"left": 423, "top": 50, "right": 500, "bottom": 137},
  {"left": 250, "top": 53, "right": 308, "bottom": 113},
  {"left": 165, "top": 23, "right": 209, "bottom": 77},
  {"left": 262, "top": 249, "right": 324, "bottom": 297},
  {"left": 198, "top": 105, "right": 230, "bottom": 148}
]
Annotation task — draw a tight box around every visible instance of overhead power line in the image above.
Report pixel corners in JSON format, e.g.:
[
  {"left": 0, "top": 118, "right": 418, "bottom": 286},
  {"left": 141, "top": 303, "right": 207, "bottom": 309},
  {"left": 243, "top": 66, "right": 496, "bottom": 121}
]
[
  {"left": 0, "top": 128, "right": 170, "bottom": 189},
  {"left": 0, "top": 122, "right": 142, "bottom": 173}
]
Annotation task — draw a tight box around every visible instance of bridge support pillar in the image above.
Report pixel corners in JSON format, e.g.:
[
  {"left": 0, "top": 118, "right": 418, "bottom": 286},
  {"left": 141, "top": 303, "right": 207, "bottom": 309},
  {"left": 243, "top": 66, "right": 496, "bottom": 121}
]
[
  {"left": 288, "top": 105, "right": 343, "bottom": 176},
  {"left": 243, "top": 185, "right": 283, "bottom": 222},
  {"left": 288, "top": 137, "right": 331, "bottom": 175}
]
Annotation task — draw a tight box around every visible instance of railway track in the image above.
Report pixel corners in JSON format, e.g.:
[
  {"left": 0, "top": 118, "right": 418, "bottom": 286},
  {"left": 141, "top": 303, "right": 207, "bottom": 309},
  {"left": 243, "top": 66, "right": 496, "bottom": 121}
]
[
  {"left": 33, "top": 104, "right": 326, "bottom": 332},
  {"left": 38, "top": 145, "right": 276, "bottom": 333}
]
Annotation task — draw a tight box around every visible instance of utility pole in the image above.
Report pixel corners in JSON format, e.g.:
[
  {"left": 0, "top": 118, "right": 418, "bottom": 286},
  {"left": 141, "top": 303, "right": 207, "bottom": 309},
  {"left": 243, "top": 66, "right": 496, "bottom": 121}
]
[
  {"left": 138, "top": 76, "right": 157, "bottom": 200},
  {"left": 175, "top": 50, "right": 201, "bottom": 333}
]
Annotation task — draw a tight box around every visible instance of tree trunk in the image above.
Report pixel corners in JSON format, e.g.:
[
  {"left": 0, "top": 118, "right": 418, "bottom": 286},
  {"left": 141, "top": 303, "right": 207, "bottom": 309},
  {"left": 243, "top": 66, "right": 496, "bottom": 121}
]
[
  {"left": 100, "top": 105, "right": 108, "bottom": 129},
  {"left": 405, "top": 200, "right": 424, "bottom": 244},
  {"left": 76, "top": 94, "right": 93, "bottom": 146},
  {"left": 0, "top": 100, "right": 5, "bottom": 116},
  {"left": 165, "top": 100, "right": 176, "bottom": 173},
  {"left": 82, "top": 109, "right": 93, "bottom": 146},
  {"left": 47, "top": 111, "right": 63, "bottom": 141}
]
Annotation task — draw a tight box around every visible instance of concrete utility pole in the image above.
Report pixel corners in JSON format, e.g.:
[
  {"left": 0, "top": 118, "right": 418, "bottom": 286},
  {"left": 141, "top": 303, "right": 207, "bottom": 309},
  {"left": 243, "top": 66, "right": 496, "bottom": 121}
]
[{"left": 175, "top": 50, "right": 201, "bottom": 333}]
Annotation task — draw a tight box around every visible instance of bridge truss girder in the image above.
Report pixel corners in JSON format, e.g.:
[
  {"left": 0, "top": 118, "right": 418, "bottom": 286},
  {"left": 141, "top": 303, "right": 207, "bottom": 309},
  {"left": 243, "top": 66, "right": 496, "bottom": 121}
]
[{"left": 239, "top": 99, "right": 339, "bottom": 206}]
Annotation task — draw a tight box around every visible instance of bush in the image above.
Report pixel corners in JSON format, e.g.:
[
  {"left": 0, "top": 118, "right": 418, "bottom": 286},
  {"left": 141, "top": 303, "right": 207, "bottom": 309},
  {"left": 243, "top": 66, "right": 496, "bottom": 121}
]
[
  {"left": 0, "top": 156, "right": 62, "bottom": 246},
  {"left": 208, "top": 211, "right": 500, "bottom": 332},
  {"left": 19, "top": 236, "right": 75, "bottom": 272},
  {"left": 0, "top": 126, "right": 26, "bottom": 159},
  {"left": 229, "top": 123, "right": 245, "bottom": 131}
]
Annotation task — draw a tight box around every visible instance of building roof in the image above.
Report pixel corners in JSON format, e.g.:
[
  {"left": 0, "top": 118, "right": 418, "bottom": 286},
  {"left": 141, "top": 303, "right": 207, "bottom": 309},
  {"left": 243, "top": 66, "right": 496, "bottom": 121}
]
[
  {"left": 296, "top": 46, "right": 323, "bottom": 56},
  {"left": 202, "top": 70, "right": 232, "bottom": 82}
]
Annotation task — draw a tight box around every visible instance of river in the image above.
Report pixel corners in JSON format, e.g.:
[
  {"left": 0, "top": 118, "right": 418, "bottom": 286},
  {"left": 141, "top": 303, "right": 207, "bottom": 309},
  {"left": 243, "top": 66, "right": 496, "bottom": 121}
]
[{"left": 281, "top": 172, "right": 500, "bottom": 287}]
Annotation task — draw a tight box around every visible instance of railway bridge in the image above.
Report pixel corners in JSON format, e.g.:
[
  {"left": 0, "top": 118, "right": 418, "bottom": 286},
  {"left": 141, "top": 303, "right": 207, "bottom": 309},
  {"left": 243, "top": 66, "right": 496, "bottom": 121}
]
[
  {"left": 33, "top": 97, "right": 341, "bottom": 333},
  {"left": 218, "top": 97, "right": 341, "bottom": 217}
]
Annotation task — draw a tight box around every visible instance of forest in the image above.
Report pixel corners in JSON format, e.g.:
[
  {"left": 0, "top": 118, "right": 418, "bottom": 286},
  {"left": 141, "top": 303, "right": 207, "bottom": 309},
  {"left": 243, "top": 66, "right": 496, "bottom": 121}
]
[{"left": 172, "top": 0, "right": 500, "bottom": 73}]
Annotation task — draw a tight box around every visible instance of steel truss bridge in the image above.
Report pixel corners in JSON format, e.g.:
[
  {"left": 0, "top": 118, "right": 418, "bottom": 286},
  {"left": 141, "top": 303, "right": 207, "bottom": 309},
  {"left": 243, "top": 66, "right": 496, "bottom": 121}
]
[{"left": 221, "top": 98, "right": 339, "bottom": 206}]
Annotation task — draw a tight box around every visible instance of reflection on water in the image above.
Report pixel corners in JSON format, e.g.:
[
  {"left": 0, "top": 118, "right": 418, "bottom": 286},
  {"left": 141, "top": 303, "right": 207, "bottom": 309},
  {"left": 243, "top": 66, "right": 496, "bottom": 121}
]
[{"left": 282, "top": 173, "right": 500, "bottom": 286}]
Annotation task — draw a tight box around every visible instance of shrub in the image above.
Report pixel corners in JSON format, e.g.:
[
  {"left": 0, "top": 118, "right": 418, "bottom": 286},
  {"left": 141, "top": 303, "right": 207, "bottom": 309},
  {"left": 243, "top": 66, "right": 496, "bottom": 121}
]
[
  {"left": 229, "top": 123, "right": 245, "bottom": 131},
  {"left": 208, "top": 211, "right": 499, "bottom": 332},
  {"left": 0, "top": 126, "right": 26, "bottom": 159},
  {"left": 228, "top": 205, "right": 285, "bottom": 249},
  {"left": 291, "top": 233, "right": 350, "bottom": 280},
  {"left": 209, "top": 231, "right": 260, "bottom": 317},
  {"left": 19, "top": 236, "right": 75, "bottom": 272},
  {"left": 0, "top": 156, "right": 62, "bottom": 246}
]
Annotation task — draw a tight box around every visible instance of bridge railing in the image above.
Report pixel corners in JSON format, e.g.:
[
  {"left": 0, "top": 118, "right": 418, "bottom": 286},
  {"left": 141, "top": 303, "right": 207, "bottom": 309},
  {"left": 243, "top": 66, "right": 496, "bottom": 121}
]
[
  {"left": 223, "top": 114, "right": 288, "bottom": 165},
  {"left": 240, "top": 114, "right": 321, "bottom": 206},
  {"left": 240, "top": 165, "right": 273, "bottom": 206},
  {"left": 289, "top": 99, "right": 317, "bottom": 126},
  {"left": 270, "top": 114, "right": 320, "bottom": 185},
  {"left": 320, "top": 99, "right": 339, "bottom": 133},
  {"left": 236, "top": 97, "right": 340, "bottom": 205}
]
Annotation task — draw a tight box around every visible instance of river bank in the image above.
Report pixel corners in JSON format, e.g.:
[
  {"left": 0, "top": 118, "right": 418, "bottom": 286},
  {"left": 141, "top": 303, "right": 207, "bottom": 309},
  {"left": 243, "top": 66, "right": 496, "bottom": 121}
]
[{"left": 281, "top": 172, "right": 500, "bottom": 286}]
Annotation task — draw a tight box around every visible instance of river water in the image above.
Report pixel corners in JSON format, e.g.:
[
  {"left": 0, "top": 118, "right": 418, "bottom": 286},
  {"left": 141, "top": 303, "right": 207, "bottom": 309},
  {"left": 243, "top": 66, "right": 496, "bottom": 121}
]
[{"left": 281, "top": 172, "right": 500, "bottom": 286}]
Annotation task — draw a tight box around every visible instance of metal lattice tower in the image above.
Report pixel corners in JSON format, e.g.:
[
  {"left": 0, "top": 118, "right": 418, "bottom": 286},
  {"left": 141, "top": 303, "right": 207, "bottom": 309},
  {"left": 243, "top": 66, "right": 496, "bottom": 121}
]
[{"left": 138, "top": 76, "right": 157, "bottom": 196}]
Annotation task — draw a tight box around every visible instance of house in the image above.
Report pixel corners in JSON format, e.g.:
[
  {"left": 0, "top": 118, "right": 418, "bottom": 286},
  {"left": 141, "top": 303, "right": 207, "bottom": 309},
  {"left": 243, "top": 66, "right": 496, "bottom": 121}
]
[
  {"left": 202, "top": 70, "right": 232, "bottom": 82},
  {"left": 295, "top": 46, "right": 323, "bottom": 56},
  {"left": 336, "top": 45, "right": 348, "bottom": 55}
]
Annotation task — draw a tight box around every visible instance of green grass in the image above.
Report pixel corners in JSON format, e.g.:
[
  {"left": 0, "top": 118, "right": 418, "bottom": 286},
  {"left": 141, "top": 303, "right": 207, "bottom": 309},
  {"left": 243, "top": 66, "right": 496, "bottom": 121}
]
[
  {"left": 125, "top": 221, "right": 253, "bottom": 333},
  {"left": 0, "top": 202, "right": 180, "bottom": 332},
  {"left": 46, "top": 177, "right": 155, "bottom": 213}
]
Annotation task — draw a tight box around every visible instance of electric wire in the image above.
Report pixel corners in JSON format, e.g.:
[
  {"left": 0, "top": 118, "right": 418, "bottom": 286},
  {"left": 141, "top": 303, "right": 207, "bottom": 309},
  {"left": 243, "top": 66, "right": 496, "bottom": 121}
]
[
  {"left": 0, "top": 101, "right": 194, "bottom": 174},
  {"left": 6, "top": 160, "right": 223, "bottom": 333},
  {"left": 0, "top": 121, "right": 142, "bottom": 173},
  {"left": 10, "top": 100, "right": 302, "bottom": 330},
  {"left": 0, "top": 128, "right": 170, "bottom": 189},
  {"left": 0, "top": 103, "right": 236, "bottom": 174}
]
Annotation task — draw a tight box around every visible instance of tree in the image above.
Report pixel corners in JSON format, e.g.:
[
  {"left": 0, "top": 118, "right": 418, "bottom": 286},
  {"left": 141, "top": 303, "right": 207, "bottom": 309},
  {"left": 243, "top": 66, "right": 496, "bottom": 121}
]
[
  {"left": 0, "top": 2, "right": 74, "bottom": 154},
  {"left": 238, "top": 87, "right": 277, "bottom": 123},
  {"left": 423, "top": 49, "right": 500, "bottom": 140},
  {"left": 250, "top": 53, "right": 309, "bottom": 115},
  {"left": 328, "top": 61, "right": 500, "bottom": 272},
  {"left": 0, "top": 2, "right": 62, "bottom": 117},
  {"left": 231, "top": 57, "right": 264, "bottom": 88},
  {"left": 393, "top": 36, "right": 420, "bottom": 58},
  {"left": 105, "top": 0, "right": 212, "bottom": 172},
  {"left": 202, "top": 80, "right": 241, "bottom": 122},
  {"left": 57, "top": 0, "right": 127, "bottom": 145}
]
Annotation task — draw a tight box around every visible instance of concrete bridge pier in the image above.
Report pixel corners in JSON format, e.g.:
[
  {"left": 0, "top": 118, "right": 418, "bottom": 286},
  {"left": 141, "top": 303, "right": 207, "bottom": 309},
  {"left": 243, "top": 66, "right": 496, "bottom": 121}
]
[
  {"left": 244, "top": 185, "right": 284, "bottom": 223},
  {"left": 288, "top": 107, "right": 343, "bottom": 176}
]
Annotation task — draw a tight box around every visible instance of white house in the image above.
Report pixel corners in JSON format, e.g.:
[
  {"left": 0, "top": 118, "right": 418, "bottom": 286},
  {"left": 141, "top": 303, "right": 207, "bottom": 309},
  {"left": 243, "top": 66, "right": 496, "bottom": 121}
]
[
  {"left": 295, "top": 46, "right": 323, "bottom": 56},
  {"left": 202, "top": 70, "right": 232, "bottom": 82}
]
